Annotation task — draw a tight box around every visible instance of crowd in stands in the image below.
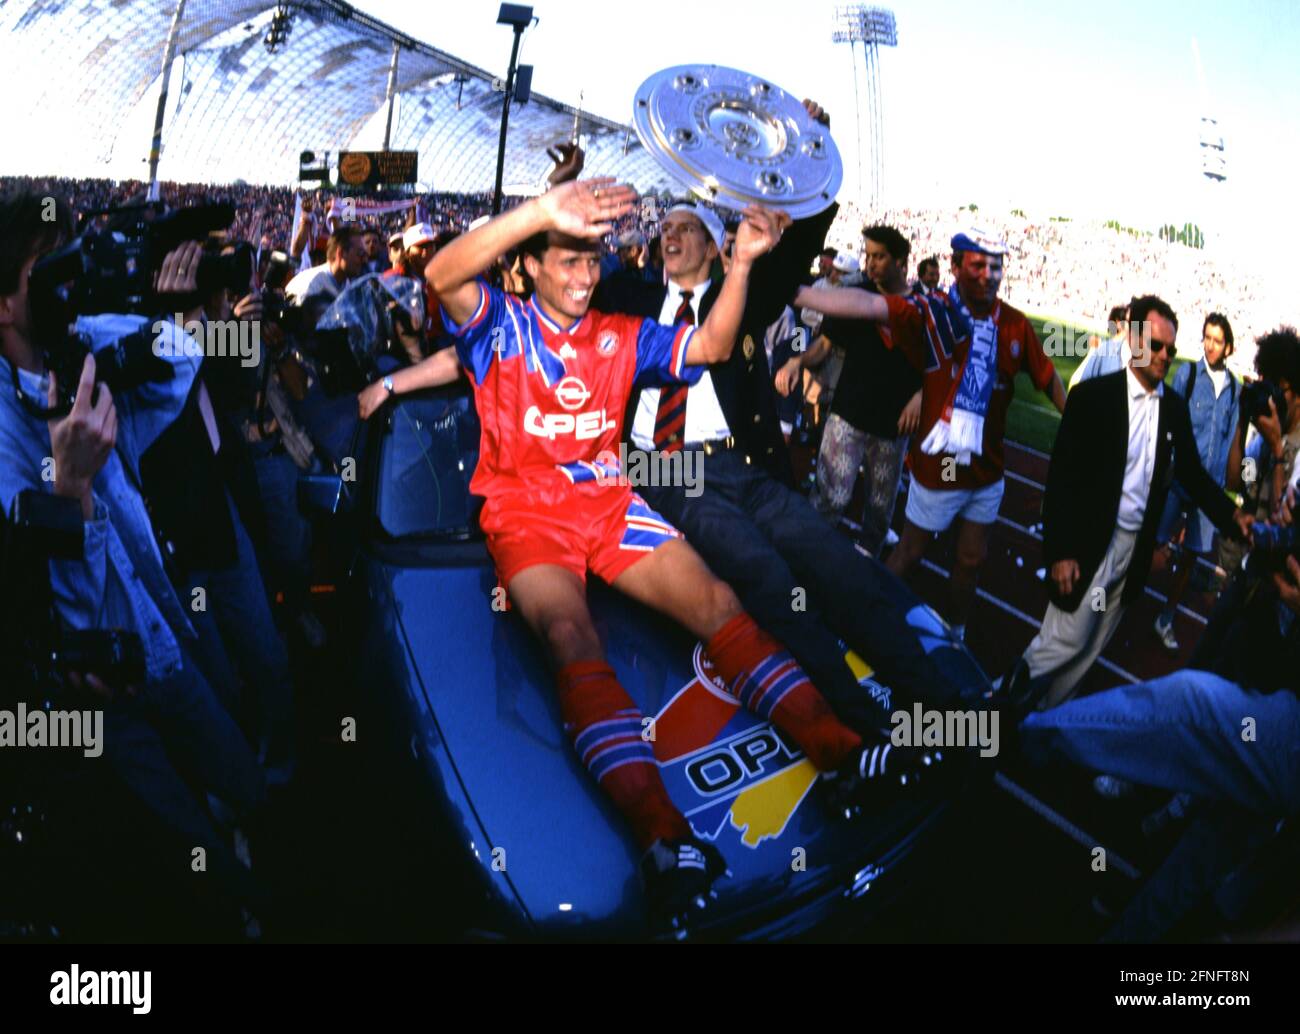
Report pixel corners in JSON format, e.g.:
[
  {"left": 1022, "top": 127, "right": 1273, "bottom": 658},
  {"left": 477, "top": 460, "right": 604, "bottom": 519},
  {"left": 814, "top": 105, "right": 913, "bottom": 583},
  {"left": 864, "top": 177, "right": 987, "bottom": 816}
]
[{"left": 829, "top": 200, "right": 1288, "bottom": 370}]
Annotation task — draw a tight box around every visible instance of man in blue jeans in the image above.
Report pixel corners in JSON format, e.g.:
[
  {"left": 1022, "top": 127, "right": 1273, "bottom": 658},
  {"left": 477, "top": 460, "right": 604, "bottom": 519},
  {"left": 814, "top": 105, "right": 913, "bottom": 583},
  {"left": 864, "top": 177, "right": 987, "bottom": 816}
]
[
  {"left": 0, "top": 195, "right": 267, "bottom": 919},
  {"left": 1019, "top": 503, "right": 1300, "bottom": 939},
  {"left": 1151, "top": 313, "right": 1239, "bottom": 652},
  {"left": 1021, "top": 670, "right": 1298, "bottom": 941}
]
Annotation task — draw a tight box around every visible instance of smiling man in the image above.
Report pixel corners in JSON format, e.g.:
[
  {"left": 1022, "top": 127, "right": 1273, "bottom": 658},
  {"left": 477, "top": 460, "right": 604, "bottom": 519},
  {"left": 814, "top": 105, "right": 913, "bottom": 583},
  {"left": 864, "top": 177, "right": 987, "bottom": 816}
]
[
  {"left": 1021, "top": 295, "right": 1252, "bottom": 708},
  {"left": 425, "top": 178, "right": 932, "bottom": 936}
]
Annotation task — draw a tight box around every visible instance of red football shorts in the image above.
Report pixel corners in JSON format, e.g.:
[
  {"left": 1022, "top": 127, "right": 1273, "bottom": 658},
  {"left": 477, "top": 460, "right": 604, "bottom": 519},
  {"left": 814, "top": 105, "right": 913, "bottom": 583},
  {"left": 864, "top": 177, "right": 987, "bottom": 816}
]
[{"left": 482, "top": 484, "right": 683, "bottom": 587}]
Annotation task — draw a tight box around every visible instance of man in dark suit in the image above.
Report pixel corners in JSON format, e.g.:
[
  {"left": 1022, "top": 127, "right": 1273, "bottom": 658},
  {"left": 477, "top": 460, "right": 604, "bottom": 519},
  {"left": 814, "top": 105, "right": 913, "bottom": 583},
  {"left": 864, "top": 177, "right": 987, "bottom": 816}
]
[
  {"left": 1024, "top": 295, "right": 1252, "bottom": 708},
  {"left": 590, "top": 105, "right": 971, "bottom": 732}
]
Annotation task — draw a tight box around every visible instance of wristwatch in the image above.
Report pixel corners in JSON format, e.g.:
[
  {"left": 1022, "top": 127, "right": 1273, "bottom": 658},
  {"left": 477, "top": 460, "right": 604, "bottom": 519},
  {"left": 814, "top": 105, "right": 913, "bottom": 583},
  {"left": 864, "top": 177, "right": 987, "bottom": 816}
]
[{"left": 382, "top": 375, "right": 395, "bottom": 395}]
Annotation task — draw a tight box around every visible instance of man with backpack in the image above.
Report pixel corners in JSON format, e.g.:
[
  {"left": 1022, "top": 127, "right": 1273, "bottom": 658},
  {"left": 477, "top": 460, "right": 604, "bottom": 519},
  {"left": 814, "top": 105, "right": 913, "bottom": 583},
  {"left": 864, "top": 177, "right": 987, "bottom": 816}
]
[{"left": 1151, "top": 313, "right": 1239, "bottom": 652}]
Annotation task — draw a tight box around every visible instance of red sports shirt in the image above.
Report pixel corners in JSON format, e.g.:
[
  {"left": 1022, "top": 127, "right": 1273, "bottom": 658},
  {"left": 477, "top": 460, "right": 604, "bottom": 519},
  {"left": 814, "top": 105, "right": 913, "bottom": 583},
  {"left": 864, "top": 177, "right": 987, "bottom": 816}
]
[
  {"left": 883, "top": 293, "right": 1054, "bottom": 490},
  {"left": 443, "top": 283, "right": 700, "bottom": 500}
]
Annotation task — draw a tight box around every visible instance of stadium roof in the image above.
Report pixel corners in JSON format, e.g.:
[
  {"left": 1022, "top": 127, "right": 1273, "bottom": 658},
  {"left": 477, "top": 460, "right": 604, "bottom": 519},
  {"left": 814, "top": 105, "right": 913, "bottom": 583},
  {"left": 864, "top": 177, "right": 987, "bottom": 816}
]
[{"left": 0, "top": 0, "right": 676, "bottom": 192}]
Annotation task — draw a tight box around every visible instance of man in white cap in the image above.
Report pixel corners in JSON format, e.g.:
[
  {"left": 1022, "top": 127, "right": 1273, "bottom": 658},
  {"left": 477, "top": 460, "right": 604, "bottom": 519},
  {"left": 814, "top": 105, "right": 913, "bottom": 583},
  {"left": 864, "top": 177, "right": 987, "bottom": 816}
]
[
  {"left": 400, "top": 222, "right": 437, "bottom": 282},
  {"left": 379, "top": 222, "right": 445, "bottom": 347},
  {"left": 798, "top": 228, "right": 1066, "bottom": 643}
]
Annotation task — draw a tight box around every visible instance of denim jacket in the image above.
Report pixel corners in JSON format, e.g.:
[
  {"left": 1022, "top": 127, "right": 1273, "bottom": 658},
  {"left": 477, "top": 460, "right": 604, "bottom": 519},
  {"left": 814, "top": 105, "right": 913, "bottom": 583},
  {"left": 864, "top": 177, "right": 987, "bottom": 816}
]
[
  {"left": 0, "top": 315, "right": 201, "bottom": 682},
  {"left": 1172, "top": 357, "right": 1238, "bottom": 486}
]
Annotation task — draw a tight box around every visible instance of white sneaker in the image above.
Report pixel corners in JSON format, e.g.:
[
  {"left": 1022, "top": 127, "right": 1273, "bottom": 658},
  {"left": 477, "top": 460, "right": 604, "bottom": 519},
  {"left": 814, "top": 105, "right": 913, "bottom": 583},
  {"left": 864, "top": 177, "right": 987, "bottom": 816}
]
[{"left": 1153, "top": 613, "right": 1179, "bottom": 653}]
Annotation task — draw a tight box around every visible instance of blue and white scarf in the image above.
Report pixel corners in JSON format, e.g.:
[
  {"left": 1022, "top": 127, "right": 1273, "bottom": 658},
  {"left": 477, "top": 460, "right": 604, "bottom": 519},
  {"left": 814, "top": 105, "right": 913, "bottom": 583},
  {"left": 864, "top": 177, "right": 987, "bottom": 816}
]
[{"left": 920, "top": 284, "right": 1000, "bottom": 466}]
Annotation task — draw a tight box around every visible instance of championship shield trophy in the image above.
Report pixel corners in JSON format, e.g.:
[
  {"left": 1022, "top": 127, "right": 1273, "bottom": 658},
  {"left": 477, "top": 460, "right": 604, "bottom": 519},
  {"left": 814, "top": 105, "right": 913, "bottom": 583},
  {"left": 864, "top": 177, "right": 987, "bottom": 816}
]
[{"left": 632, "top": 64, "right": 843, "bottom": 218}]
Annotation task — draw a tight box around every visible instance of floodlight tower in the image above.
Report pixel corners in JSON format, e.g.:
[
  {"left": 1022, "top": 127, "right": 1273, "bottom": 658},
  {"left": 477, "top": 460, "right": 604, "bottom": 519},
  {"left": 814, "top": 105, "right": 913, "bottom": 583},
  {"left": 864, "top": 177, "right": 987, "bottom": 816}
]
[
  {"left": 832, "top": 4, "right": 897, "bottom": 209},
  {"left": 1190, "top": 37, "right": 1227, "bottom": 250},
  {"left": 1192, "top": 39, "right": 1226, "bottom": 185}
]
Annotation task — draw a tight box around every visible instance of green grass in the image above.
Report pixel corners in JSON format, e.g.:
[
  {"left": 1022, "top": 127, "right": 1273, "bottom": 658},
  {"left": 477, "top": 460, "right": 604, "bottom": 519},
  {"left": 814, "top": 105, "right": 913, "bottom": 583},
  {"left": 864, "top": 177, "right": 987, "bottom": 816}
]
[{"left": 1004, "top": 314, "right": 1190, "bottom": 454}]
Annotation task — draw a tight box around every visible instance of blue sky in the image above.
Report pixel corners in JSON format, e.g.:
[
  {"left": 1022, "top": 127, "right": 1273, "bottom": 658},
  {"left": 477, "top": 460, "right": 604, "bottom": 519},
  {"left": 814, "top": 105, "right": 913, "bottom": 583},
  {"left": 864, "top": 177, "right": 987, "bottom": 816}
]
[{"left": 362, "top": 0, "right": 1300, "bottom": 266}]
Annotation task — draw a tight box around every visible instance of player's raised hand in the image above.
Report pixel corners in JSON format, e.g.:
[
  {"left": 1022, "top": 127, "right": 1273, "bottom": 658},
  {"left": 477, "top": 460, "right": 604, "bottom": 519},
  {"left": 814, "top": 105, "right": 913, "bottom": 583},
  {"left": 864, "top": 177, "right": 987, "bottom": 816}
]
[
  {"left": 732, "top": 204, "right": 790, "bottom": 266},
  {"left": 538, "top": 178, "right": 637, "bottom": 239}
]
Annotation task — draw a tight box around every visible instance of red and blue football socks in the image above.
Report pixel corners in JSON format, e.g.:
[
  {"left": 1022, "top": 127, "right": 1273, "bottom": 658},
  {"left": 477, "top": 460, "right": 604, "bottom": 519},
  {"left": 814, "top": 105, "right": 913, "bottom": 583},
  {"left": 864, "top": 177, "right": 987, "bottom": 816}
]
[
  {"left": 556, "top": 659, "right": 692, "bottom": 851},
  {"left": 705, "top": 613, "right": 863, "bottom": 771}
]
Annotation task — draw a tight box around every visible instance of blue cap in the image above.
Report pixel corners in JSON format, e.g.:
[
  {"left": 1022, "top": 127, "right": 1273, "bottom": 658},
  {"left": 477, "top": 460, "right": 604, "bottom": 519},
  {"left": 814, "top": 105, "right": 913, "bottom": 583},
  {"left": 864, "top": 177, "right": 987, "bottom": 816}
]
[{"left": 951, "top": 228, "right": 1008, "bottom": 256}]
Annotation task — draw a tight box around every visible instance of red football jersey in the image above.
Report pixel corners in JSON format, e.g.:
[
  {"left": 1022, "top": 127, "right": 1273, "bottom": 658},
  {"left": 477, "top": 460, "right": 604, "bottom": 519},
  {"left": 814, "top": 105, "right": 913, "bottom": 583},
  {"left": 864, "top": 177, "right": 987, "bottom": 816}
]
[
  {"left": 883, "top": 294, "right": 1054, "bottom": 490},
  {"left": 444, "top": 283, "right": 701, "bottom": 500}
]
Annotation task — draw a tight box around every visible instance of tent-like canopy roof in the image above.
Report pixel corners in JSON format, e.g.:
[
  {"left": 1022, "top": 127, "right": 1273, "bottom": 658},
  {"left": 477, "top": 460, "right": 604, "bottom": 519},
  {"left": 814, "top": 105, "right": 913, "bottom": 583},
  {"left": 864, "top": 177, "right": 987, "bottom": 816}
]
[{"left": 0, "top": 0, "right": 676, "bottom": 192}]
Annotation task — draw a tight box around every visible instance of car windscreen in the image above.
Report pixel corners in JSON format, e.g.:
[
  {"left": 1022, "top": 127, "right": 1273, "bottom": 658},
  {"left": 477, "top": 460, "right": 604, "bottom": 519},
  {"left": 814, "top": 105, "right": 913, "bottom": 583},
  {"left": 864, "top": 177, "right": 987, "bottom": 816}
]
[{"left": 375, "top": 389, "right": 481, "bottom": 539}]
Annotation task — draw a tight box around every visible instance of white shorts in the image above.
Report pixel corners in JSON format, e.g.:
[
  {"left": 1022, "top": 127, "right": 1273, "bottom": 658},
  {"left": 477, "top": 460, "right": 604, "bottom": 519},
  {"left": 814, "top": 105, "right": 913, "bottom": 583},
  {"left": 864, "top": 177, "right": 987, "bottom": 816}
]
[{"left": 905, "top": 477, "right": 1006, "bottom": 533}]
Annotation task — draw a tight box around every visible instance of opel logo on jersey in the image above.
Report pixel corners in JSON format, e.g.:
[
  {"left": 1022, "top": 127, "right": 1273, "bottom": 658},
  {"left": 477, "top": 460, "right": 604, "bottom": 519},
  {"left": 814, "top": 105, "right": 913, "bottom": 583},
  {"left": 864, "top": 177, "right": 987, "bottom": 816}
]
[
  {"left": 524, "top": 406, "right": 616, "bottom": 440},
  {"left": 554, "top": 376, "right": 591, "bottom": 411}
]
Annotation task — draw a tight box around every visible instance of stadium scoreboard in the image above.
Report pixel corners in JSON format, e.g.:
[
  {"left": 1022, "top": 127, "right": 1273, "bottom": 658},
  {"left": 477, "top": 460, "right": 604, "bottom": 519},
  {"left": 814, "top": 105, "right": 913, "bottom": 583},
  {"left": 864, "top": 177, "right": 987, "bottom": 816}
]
[{"left": 337, "top": 151, "right": 419, "bottom": 188}]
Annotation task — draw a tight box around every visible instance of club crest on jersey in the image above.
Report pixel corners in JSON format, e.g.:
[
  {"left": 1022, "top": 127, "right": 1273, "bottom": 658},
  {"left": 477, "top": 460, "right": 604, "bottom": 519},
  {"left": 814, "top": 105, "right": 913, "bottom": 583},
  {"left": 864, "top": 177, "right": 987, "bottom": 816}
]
[
  {"left": 597, "top": 331, "right": 618, "bottom": 357},
  {"left": 554, "top": 376, "right": 591, "bottom": 411},
  {"left": 1010, "top": 340, "right": 1021, "bottom": 358}
]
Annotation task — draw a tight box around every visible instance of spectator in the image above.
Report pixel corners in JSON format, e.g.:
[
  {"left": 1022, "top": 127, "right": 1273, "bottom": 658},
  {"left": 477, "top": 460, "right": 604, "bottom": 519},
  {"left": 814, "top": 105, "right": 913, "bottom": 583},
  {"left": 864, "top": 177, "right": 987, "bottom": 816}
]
[
  {"left": 284, "top": 224, "right": 366, "bottom": 308},
  {"left": 290, "top": 191, "right": 333, "bottom": 270},
  {"left": 804, "top": 225, "right": 923, "bottom": 556},
  {"left": 1021, "top": 295, "right": 1250, "bottom": 708},
  {"left": 800, "top": 249, "right": 858, "bottom": 339},
  {"left": 914, "top": 255, "right": 941, "bottom": 293},
  {"left": 797, "top": 252, "right": 863, "bottom": 427},
  {"left": 385, "top": 230, "right": 405, "bottom": 276},
  {"left": 1069, "top": 303, "right": 1130, "bottom": 390},
  {"left": 1150, "top": 312, "right": 1240, "bottom": 652},
  {"left": 361, "top": 227, "right": 388, "bottom": 274},
  {"left": 814, "top": 246, "right": 837, "bottom": 281}
]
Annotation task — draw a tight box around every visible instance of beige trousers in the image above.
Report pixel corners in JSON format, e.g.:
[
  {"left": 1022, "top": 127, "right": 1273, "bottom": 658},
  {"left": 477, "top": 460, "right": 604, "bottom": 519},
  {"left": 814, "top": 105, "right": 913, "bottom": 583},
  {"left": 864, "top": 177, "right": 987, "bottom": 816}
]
[{"left": 1024, "top": 527, "right": 1137, "bottom": 709}]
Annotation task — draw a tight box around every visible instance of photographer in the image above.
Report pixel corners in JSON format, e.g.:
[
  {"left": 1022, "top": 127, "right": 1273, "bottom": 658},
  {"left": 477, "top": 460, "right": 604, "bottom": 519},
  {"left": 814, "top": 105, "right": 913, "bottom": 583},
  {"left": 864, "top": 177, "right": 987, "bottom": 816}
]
[
  {"left": 138, "top": 237, "right": 296, "bottom": 784},
  {"left": 0, "top": 192, "right": 266, "bottom": 918},
  {"left": 1221, "top": 326, "right": 1300, "bottom": 578},
  {"left": 230, "top": 247, "right": 325, "bottom": 649}
]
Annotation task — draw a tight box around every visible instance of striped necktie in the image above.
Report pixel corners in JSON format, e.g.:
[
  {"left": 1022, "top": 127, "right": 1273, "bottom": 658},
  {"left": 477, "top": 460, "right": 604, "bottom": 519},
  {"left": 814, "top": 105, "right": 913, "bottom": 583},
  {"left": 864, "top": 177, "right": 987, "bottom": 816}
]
[{"left": 653, "top": 289, "right": 694, "bottom": 453}]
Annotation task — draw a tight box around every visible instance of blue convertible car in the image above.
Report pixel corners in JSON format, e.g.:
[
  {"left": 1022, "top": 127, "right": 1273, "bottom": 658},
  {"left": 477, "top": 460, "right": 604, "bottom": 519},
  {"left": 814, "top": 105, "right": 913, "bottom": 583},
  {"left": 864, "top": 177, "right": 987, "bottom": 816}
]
[{"left": 313, "top": 382, "right": 993, "bottom": 940}]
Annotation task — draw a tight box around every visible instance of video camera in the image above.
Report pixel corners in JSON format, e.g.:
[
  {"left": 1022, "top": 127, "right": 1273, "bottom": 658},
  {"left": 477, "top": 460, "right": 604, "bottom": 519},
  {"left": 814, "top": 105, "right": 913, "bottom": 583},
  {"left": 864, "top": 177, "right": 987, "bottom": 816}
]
[{"left": 24, "top": 202, "right": 250, "bottom": 415}]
